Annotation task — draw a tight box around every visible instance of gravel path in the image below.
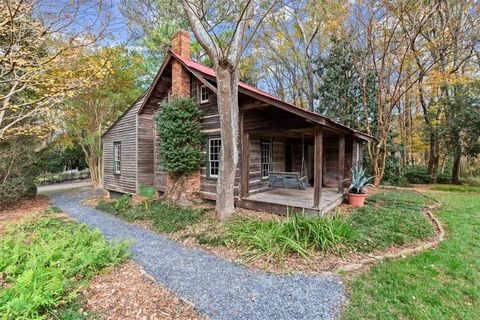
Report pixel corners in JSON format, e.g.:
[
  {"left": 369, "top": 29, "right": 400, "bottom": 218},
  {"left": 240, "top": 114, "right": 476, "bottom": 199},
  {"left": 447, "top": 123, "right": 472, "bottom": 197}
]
[{"left": 51, "top": 191, "right": 346, "bottom": 320}]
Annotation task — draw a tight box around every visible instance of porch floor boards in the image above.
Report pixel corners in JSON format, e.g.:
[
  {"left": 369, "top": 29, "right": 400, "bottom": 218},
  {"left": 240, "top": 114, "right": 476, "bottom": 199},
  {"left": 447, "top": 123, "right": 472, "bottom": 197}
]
[{"left": 239, "top": 187, "right": 344, "bottom": 216}]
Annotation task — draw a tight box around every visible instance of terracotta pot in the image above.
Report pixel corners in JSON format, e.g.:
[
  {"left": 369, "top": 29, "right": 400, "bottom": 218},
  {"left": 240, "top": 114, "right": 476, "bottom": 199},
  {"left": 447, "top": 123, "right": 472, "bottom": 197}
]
[{"left": 348, "top": 192, "right": 367, "bottom": 207}]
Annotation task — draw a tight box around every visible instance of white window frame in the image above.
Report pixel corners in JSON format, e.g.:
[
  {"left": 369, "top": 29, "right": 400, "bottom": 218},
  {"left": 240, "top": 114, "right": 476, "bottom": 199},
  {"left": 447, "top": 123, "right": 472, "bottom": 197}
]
[
  {"left": 208, "top": 137, "right": 221, "bottom": 178},
  {"left": 261, "top": 141, "right": 272, "bottom": 179},
  {"left": 114, "top": 142, "right": 121, "bottom": 174},
  {"left": 199, "top": 84, "right": 209, "bottom": 103}
]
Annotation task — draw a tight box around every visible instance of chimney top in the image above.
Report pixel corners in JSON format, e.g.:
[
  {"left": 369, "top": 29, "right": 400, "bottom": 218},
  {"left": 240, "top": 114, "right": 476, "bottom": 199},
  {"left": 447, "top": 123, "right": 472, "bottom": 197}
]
[{"left": 171, "top": 30, "right": 191, "bottom": 59}]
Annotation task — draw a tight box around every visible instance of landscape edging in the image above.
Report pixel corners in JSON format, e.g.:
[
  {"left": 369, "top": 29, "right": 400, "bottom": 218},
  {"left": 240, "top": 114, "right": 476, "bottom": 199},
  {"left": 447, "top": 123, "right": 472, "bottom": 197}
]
[{"left": 334, "top": 202, "right": 444, "bottom": 274}]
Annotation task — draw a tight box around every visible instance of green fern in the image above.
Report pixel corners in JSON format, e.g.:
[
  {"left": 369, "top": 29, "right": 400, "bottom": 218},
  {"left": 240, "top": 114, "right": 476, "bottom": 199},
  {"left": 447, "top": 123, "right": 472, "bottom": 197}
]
[{"left": 0, "top": 217, "right": 130, "bottom": 319}]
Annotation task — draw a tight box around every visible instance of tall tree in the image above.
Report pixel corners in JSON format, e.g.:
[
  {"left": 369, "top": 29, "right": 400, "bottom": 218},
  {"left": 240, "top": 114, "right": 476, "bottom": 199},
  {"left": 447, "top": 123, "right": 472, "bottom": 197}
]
[
  {"left": 408, "top": 0, "right": 480, "bottom": 181},
  {"left": 181, "top": 0, "right": 275, "bottom": 219},
  {"left": 253, "top": 0, "right": 347, "bottom": 110},
  {"left": 350, "top": 0, "right": 443, "bottom": 185},
  {"left": 316, "top": 36, "right": 376, "bottom": 131},
  {"left": 0, "top": 0, "right": 112, "bottom": 139},
  {"left": 66, "top": 47, "right": 145, "bottom": 188}
]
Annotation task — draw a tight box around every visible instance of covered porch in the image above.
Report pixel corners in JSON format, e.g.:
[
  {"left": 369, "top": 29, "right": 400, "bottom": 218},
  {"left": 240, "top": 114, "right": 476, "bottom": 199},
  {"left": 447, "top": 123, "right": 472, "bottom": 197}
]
[
  {"left": 235, "top": 93, "right": 368, "bottom": 216},
  {"left": 241, "top": 187, "right": 344, "bottom": 216}
]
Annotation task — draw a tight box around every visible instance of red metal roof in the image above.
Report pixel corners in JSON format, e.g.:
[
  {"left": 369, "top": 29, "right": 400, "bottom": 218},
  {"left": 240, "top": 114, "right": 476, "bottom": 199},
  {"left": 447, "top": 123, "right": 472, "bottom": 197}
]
[
  {"left": 169, "top": 51, "right": 375, "bottom": 141},
  {"left": 171, "top": 51, "right": 279, "bottom": 100}
]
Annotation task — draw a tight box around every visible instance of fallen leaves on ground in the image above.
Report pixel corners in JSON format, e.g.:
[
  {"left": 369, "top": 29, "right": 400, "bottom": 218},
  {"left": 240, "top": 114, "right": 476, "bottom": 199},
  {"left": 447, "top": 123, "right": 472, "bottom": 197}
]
[{"left": 82, "top": 261, "right": 207, "bottom": 320}]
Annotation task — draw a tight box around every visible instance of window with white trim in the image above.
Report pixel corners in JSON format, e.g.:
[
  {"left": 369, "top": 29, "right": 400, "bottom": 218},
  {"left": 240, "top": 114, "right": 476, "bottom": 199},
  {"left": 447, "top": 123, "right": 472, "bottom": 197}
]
[
  {"left": 208, "top": 137, "right": 221, "bottom": 178},
  {"left": 199, "top": 84, "right": 209, "bottom": 103},
  {"left": 113, "top": 142, "right": 121, "bottom": 174},
  {"left": 261, "top": 141, "right": 272, "bottom": 179}
]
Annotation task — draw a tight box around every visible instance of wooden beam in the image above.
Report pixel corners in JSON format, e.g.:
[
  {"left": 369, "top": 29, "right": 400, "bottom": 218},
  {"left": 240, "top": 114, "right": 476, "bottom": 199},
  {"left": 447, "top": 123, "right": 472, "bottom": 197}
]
[
  {"left": 241, "top": 102, "right": 270, "bottom": 110},
  {"left": 338, "top": 135, "right": 345, "bottom": 194},
  {"left": 240, "top": 108, "right": 250, "bottom": 198},
  {"left": 313, "top": 125, "right": 323, "bottom": 207}
]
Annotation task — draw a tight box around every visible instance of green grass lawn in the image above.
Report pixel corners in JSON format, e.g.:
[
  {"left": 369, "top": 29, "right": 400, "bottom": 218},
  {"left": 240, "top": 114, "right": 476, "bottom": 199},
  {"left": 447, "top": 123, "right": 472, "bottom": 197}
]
[
  {"left": 350, "top": 190, "right": 434, "bottom": 252},
  {"left": 342, "top": 192, "right": 480, "bottom": 319},
  {"left": 0, "top": 217, "right": 130, "bottom": 319},
  {"left": 430, "top": 184, "right": 480, "bottom": 193}
]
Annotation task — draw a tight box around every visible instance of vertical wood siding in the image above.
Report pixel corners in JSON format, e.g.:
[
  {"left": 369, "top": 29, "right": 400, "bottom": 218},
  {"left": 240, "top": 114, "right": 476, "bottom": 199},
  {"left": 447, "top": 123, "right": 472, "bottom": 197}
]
[{"left": 103, "top": 97, "right": 145, "bottom": 194}]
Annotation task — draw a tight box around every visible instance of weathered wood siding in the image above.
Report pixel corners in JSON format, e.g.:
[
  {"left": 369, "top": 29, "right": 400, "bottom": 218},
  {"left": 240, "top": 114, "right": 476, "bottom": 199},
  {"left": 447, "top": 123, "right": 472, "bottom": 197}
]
[
  {"left": 323, "top": 136, "right": 353, "bottom": 187},
  {"left": 103, "top": 97, "right": 145, "bottom": 194},
  {"left": 137, "top": 113, "right": 155, "bottom": 187}
]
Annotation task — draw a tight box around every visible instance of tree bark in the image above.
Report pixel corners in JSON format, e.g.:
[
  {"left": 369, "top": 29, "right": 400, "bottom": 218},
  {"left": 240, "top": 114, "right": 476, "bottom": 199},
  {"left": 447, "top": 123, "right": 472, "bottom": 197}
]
[
  {"left": 451, "top": 153, "right": 461, "bottom": 185},
  {"left": 427, "top": 132, "right": 439, "bottom": 182},
  {"left": 215, "top": 66, "right": 239, "bottom": 220}
]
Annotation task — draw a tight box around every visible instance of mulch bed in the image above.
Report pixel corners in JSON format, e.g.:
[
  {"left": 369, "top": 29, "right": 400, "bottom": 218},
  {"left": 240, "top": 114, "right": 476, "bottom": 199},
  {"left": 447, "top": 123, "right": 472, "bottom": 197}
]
[
  {"left": 85, "top": 188, "right": 443, "bottom": 277},
  {"left": 0, "top": 196, "right": 51, "bottom": 235},
  {"left": 82, "top": 261, "right": 206, "bottom": 320}
]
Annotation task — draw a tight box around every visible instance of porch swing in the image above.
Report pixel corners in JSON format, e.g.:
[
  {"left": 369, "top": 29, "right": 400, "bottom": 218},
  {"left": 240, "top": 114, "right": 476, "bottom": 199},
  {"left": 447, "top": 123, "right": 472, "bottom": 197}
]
[{"left": 267, "top": 134, "right": 310, "bottom": 190}]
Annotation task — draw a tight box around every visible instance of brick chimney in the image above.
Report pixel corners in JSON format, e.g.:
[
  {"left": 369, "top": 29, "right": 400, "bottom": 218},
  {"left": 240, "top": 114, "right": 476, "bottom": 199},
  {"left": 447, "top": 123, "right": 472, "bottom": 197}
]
[{"left": 171, "top": 30, "right": 191, "bottom": 97}]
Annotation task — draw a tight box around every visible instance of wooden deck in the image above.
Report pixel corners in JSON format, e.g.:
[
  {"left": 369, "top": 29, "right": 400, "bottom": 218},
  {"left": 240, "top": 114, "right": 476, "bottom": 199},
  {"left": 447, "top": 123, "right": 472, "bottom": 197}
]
[{"left": 236, "top": 187, "right": 345, "bottom": 216}]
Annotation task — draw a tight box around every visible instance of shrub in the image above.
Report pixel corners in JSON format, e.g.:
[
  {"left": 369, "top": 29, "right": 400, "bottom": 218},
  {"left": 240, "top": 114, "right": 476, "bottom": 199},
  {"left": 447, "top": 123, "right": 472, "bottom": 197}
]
[
  {"left": 114, "top": 194, "right": 132, "bottom": 213},
  {"left": 155, "top": 97, "right": 203, "bottom": 175},
  {"left": 138, "top": 184, "right": 157, "bottom": 209},
  {"left": 436, "top": 172, "right": 451, "bottom": 184},
  {"left": 404, "top": 166, "right": 432, "bottom": 184},
  {"left": 0, "top": 217, "right": 129, "bottom": 319},
  {"left": 461, "top": 176, "right": 480, "bottom": 186},
  {"left": 225, "top": 214, "right": 355, "bottom": 262},
  {"left": 0, "top": 137, "right": 41, "bottom": 209}
]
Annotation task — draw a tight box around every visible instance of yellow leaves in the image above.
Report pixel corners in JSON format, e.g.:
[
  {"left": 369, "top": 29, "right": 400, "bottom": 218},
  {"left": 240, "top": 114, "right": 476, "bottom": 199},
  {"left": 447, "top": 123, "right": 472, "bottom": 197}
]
[{"left": 424, "top": 70, "right": 479, "bottom": 87}]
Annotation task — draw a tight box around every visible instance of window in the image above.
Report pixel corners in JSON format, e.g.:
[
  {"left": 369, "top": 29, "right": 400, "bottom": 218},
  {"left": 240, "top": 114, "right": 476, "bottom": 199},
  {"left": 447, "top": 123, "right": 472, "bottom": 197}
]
[
  {"left": 113, "top": 142, "right": 121, "bottom": 174},
  {"left": 261, "top": 141, "right": 272, "bottom": 179},
  {"left": 199, "top": 84, "right": 209, "bottom": 103},
  {"left": 208, "top": 137, "right": 221, "bottom": 178}
]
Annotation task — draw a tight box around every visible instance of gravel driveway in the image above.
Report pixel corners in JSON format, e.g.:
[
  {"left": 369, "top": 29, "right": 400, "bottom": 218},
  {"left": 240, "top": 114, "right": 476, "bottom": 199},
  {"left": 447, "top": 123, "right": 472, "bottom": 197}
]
[{"left": 51, "top": 191, "right": 346, "bottom": 320}]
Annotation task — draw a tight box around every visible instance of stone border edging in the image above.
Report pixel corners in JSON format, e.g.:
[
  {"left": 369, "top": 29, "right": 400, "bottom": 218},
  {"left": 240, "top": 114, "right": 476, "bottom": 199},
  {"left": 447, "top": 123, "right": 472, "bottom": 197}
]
[{"left": 333, "top": 201, "right": 444, "bottom": 274}]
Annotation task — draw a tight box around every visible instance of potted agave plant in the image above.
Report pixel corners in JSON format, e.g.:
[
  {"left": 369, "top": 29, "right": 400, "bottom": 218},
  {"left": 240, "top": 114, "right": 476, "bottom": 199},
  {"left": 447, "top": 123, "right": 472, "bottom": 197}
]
[{"left": 345, "top": 164, "right": 373, "bottom": 207}]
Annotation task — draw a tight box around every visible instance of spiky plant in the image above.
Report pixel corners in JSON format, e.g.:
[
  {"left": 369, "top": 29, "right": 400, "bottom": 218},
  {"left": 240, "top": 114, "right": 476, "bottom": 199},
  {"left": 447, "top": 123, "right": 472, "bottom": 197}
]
[{"left": 346, "top": 164, "right": 373, "bottom": 194}]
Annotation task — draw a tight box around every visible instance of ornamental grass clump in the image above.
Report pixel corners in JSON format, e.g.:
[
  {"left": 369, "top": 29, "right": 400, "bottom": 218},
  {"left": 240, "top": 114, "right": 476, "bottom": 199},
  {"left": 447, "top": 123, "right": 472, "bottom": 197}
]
[
  {"left": 225, "top": 213, "right": 355, "bottom": 262},
  {"left": 0, "top": 217, "right": 130, "bottom": 319}
]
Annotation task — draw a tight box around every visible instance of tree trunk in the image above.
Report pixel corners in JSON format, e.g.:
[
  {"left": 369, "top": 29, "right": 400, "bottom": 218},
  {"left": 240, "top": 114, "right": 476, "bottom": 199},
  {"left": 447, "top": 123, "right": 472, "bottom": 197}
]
[
  {"left": 215, "top": 66, "right": 239, "bottom": 220},
  {"left": 451, "top": 153, "right": 461, "bottom": 184},
  {"left": 427, "top": 132, "right": 439, "bottom": 182}
]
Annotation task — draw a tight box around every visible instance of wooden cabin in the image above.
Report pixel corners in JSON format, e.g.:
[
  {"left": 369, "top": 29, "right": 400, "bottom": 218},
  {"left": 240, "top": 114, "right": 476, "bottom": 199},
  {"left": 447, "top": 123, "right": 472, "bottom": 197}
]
[{"left": 102, "top": 31, "right": 375, "bottom": 215}]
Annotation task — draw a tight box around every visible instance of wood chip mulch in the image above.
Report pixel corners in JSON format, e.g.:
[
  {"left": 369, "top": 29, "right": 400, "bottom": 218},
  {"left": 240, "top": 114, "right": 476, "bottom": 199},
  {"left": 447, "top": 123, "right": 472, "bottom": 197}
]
[
  {"left": 0, "top": 197, "right": 51, "bottom": 235},
  {"left": 82, "top": 261, "right": 207, "bottom": 320}
]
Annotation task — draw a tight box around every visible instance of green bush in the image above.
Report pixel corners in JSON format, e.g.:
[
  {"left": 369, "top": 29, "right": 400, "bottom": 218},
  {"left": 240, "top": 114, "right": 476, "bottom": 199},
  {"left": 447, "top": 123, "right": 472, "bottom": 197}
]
[
  {"left": 436, "top": 172, "right": 451, "bottom": 184},
  {"left": 96, "top": 200, "right": 206, "bottom": 233},
  {"left": 0, "top": 137, "right": 41, "bottom": 208},
  {"left": 114, "top": 194, "right": 132, "bottom": 213},
  {"left": 461, "top": 176, "right": 480, "bottom": 186},
  {"left": 155, "top": 97, "right": 204, "bottom": 175},
  {"left": 225, "top": 214, "right": 355, "bottom": 262},
  {"left": 0, "top": 217, "right": 129, "bottom": 319},
  {"left": 138, "top": 184, "right": 157, "bottom": 209},
  {"left": 404, "top": 166, "right": 432, "bottom": 184}
]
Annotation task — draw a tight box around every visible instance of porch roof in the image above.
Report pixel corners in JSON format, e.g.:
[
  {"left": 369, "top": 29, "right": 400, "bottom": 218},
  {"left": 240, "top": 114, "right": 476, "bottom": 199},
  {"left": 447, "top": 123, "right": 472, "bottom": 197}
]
[
  {"left": 170, "top": 51, "right": 376, "bottom": 142},
  {"left": 135, "top": 50, "right": 375, "bottom": 142}
]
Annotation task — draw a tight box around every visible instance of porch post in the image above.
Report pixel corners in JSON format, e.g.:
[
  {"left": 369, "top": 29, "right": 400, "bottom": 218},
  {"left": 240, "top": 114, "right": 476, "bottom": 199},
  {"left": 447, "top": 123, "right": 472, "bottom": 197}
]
[
  {"left": 338, "top": 135, "right": 345, "bottom": 194},
  {"left": 240, "top": 105, "right": 249, "bottom": 198},
  {"left": 313, "top": 125, "right": 323, "bottom": 207}
]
